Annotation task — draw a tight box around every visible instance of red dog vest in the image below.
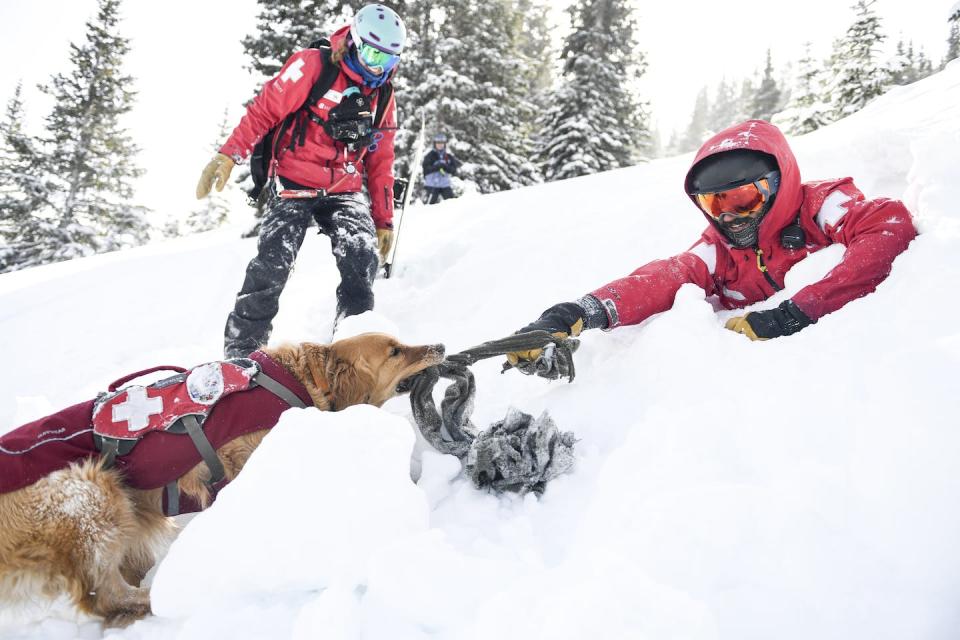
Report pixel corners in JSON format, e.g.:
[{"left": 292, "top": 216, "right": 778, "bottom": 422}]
[{"left": 0, "top": 351, "right": 311, "bottom": 514}]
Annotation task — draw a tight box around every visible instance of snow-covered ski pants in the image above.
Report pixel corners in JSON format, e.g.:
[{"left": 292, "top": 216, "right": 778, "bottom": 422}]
[{"left": 224, "top": 191, "right": 379, "bottom": 358}]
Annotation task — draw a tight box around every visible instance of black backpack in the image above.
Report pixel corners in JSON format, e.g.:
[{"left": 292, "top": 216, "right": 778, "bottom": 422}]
[{"left": 247, "top": 38, "right": 394, "bottom": 201}]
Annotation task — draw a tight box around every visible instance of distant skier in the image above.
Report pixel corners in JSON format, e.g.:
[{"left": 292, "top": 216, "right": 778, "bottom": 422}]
[
  {"left": 422, "top": 133, "right": 460, "bottom": 204},
  {"left": 506, "top": 120, "right": 918, "bottom": 376},
  {"left": 195, "top": 4, "right": 405, "bottom": 358}
]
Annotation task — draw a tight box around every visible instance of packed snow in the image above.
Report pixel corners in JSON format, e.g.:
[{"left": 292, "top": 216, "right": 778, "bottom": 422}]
[{"left": 2, "top": 64, "right": 960, "bottom": 639}]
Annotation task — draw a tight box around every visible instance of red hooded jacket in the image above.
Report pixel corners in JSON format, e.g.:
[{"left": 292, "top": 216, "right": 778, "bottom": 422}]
[
  {"left": 220, "top": 26, "right": 397, "bottom": 229},
  {"left": 589, "top": 120, "right": 917, "bottom": 328}
]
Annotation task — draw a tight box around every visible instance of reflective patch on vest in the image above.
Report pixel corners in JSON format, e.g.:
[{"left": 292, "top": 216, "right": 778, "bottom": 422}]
[
  {"left": 322, "top": 89, "right": 343, "bottom": 104},
  {"left": 688, "top": 242, "right": 717, "bottom": 274},
  {"left": 600, "top": 298, "right": 620, "bottom": 327},
  {"left": 816, "top": 191, "right": 852, "bottom": 232},
  {"left": 722, "top": 287, "right": 746, "bottom": 301},
  {"left": 92, "top": 360, "right": 260, "bottom": 441}
]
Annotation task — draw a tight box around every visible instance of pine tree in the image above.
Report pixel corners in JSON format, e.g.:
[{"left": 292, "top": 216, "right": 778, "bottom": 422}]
[
  {"left": 751, "top": 50, "right": 782, "bottom": 121},
  {"left": 184, "top": 109, "right": 234, "bottom": 234},
  {"left": 776, "top": 42, "right": 831, "bottom": 135},
  {"left": 708, "top": 79, "right": 738, "bottom": 134},
  {"left": 915, "top": 46, "right": 934, "bottom": 80},
  {"left": 824, "top": 0, "right": 890, "bottom": 120},
  {"left": 536, "top": 0, "right": 651, "bottom": 182},
  {"left": 888, "top": 39, "right": 918, "bottom": 85},
  {"left": 38, "top": 0, "right": 148, "bottom": 262},
  {"left": 413, "top": 0, "right": 542, "bottom": 192},
  {"left": 679, "top": 88, "right": 710, "bottom": 152},
  {"left": 241, "top": 0, "right": 353, "bottom": 83},
  {"left": 733, "top": 76, "right": 756, "bottom": 124},
  {"left": 947, "top": 20, "right": 960, "bottom": 67},
  {"left": 0, "top": 83, "right": 58, "bottom": 273},
  {"left": 389, "top": 1, "right": 436, "bottom": 187}
]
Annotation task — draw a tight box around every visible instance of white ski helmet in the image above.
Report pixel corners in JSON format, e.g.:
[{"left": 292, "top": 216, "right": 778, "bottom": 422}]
[{"left": 350, "top": 4, "right": 407, "bottom": 55}]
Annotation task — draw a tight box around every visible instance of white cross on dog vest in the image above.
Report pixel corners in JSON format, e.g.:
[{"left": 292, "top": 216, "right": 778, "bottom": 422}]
[{"left": 92, "top": 360, "right": 260, "bottom": 441}]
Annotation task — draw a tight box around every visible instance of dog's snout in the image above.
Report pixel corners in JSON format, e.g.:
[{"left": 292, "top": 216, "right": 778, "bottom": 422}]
[{"left": 428, "top": 344, "right": 445, "bottom": 359}]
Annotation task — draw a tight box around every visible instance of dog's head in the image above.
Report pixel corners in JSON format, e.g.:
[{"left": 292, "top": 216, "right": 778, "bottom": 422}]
[{"left": 298, "top": 333, "right": 444, "bottom": 409}]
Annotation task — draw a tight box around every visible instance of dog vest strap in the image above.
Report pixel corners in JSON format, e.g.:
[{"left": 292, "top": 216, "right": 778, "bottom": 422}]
[
  {"left": 165, "top": 481, "right": 179, "bottom": 517},
  {"left": 181, "top": 415, "right": 226, "bottom": 485},
  {"left": 254, "top": 372, "right": 308, "bottom": 409},
  {"left": 99, "top": 437, "right": 119, "bottom": 469}
]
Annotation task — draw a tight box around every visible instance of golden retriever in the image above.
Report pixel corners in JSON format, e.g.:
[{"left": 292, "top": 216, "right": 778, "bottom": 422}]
[{"left": 0, "top": 333, "right": 443, "bottom": 626}]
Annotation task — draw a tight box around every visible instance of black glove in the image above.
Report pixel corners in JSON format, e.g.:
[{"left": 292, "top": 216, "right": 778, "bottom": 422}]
[
  {"left": 517, "top": 302, "right": 586, "bottom": 336},
  {"left": 726, "top": 300, "right": 815, "bottom": 340},
  {"left": 506, "top": 303, "right": 586, "bottom": 379}
]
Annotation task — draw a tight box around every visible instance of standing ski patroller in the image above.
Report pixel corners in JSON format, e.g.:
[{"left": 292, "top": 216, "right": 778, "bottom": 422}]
[
  {"left": 196, "top": 4, "right": 407, "bottom": 358},
  {"left": 506, "top": 119, "right": 918, "bottom": 376},
  {"left": 422, "top": 132, "right": 460, "bottom": 204}
]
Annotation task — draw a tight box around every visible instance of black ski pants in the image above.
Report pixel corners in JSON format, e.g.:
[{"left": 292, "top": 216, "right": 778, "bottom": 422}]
[
  {"left": 224, "top": 191, "right": 379, "bottom": 358},
  {"left": 425, "top": 187, "right": 455, "bottom": 205}
]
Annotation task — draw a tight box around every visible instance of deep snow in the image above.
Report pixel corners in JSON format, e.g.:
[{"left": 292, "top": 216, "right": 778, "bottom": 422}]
[{"left": 2, "top": 63, "right": 960, "bottom": 640}]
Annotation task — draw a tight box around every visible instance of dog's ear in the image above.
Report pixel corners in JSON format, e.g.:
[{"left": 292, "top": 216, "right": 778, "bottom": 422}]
[{"left": 325, "top": 349, "right": 375, "bottom": 408}]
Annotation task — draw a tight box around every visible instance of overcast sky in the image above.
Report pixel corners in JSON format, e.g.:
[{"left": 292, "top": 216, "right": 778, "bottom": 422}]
[{"left": 0, "top": 0, "right": 954, "bottom": 219}]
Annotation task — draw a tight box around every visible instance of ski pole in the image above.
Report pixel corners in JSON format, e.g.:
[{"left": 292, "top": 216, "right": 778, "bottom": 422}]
[{"left": 383, "top": 110, "right": 426, "bottom": 279}]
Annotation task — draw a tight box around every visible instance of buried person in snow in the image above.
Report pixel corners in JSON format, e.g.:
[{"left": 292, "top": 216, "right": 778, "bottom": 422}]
[
  {"left": 506, "top": 119, "right": 918, "bottom": 378},
  {"left": 195, "top": 4, "right": 405, "bottom": 359}
]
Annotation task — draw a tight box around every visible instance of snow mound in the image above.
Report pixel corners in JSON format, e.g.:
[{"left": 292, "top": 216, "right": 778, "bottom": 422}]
[{"left": 150, "top": 405, "right": 428, "bottom": 618}]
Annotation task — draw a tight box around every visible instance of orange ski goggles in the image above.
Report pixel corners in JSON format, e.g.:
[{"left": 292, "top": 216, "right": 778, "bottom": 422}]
[{"left": 693, "top": 171, "right": 780, "bottom": 220}]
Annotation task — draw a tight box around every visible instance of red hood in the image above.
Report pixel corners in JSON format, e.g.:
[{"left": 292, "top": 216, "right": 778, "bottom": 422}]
[
  {"left": 329, "top": 24, "right": 399, "bottom": 86},
  {"left": 684, "top": 120, "right": 803, "bottom": 249}
]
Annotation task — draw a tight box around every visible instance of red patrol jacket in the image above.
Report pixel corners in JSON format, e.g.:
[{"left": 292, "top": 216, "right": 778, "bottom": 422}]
[
  {"left": 220, "top": 25, "right": 398, "bottom": 229},
  {"left": 0, "top": 351, "right": 311, "bottom": 513},
  {"left": 590, "top": 120, "right": 918, "bottom": 328}
]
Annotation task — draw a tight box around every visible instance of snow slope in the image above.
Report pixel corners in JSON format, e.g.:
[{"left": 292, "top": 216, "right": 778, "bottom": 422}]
[{"left": 2, "top": 62, "right": 960, "bottom": 639}]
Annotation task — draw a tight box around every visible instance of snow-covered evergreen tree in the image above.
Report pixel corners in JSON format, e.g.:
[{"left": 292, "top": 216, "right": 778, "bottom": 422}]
[
  {"left": 241, "top": 0, "right": 353, "bottom": 83},
  {"left": 708, "top": 79, "right": 738, "bottom": 135},
  {"left": 889, "top": 39, "right": 934, "bottom": 85},
  {"left": 750, "top": 50, "right": 782, "bottom": 121},
  {"left": 389, "top": 1, "right": 437, "bottom": 187},
  {"left": 776, "top": 42, "right": 832, "bottom": 135},
  {"left": 536, "top": 0, "right": 651, "bottom": 182},
  {"left": 0, "top": 83, "right": 58, "bottom": 273},
  {"left": 824, "top": 0, "right": 890, "bottom": 120},
  {"left": 889, "top": 39, "right": 917, "bottom": 85},
  {"left": 733, "top": 76, "right": 756, "bottom": 124},
  {"left": 914, "top": 47, "right": 934, "bottom": 80},
  {"left": 408, "top": 0, "right": 541, "bottom": 192},
  {"left": 948, "top": 2, "right": 960, "bottom": 68},
  {"left": 947, "top": 19, "right": 960, "bottom": 67},
  {"left": 679, "top": 88, "right": 710, "bottom": 153},
  {"left": 184, "top": 109, "right": 234, "bottom": 234},
  {"left": 37, "top": 0, "right": 148, "bottom": 263}
]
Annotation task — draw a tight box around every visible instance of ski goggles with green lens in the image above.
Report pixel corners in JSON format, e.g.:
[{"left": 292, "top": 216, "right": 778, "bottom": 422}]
[{"left": 357, "top": 42, "right": 400, "bottom": 74}]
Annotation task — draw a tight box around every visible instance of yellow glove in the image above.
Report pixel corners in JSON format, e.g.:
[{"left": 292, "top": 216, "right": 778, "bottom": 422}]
[
  {"left": 376, "top": 228, "right": 394, "bottom": 264},
  {"left": 724, "top": 315, "right": 765, "bottom": 341},
  {"left": 196, "top": 153, "right": 235, "bottom": 199}
]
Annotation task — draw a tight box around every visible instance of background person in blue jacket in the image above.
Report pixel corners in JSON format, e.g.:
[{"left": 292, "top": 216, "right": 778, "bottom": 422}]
[{"left": 421, "top": 133, "right": 460, "bottom": 204}]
